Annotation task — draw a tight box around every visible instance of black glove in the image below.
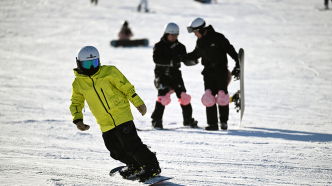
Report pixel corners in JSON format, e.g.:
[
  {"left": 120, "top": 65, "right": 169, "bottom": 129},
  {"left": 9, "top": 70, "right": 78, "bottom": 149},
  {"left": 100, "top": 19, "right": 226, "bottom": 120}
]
[{"left": 232, "top": 66, "right": 240, "bottom": 80}]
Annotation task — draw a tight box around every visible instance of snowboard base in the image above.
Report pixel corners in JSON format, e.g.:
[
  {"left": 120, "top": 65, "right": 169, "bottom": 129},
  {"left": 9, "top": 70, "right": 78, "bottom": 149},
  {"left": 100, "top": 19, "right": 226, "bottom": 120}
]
[{"left": 110, "top": 39, "right": 149, "bottom": 47}]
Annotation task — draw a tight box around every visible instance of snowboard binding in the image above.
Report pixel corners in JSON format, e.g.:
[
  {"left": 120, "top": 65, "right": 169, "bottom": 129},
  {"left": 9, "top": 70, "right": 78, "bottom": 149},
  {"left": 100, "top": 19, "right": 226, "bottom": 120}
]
[{"left": 232, "top": 90, "right": 241, "bottom": 113}]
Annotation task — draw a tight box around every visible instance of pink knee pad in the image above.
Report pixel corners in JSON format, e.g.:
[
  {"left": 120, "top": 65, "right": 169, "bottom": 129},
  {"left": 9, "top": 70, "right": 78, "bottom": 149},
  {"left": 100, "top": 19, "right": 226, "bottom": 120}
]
[
  {"left": 157, "top": 92, "right": 171, "bottom": 106},
  {"left": 201, "top": 89, "right": 216, "bottom": 107},
  {"left": 216, "top": 90, "right": 230, "bottom": 106},
  {"left": 228, "top": 69, "right": 232, "bottom": 85},
  {"left": 178, "top": 92, "right": 191, "bottom": 106}
]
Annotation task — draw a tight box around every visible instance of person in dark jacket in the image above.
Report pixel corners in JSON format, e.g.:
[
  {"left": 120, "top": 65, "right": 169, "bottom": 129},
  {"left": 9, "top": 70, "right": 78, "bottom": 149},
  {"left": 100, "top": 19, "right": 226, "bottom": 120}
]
[
  {"left": 186, "top": 18, "right": 240, "bottom": 130},
  {"left": 118, "top": 21, "right": 133, "bottom": 40},
  {"left": 151, "top": 23, "right": 198, "bottom": 129}
]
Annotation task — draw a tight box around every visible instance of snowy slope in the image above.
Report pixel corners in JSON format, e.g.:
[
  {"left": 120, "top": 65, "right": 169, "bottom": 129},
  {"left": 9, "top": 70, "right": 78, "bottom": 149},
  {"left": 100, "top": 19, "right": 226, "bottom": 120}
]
[{"left": 0, "top": 0, "right": 331, "bottom": 185}]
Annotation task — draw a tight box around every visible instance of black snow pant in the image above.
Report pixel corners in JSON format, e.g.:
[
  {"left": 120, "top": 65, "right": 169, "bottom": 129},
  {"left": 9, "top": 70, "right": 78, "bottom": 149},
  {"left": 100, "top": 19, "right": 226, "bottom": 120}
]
[
  {"left": 151, "top": 70, "right": 193, "bottom": 122},
  {"left": 151, "top": 101, "right": 193, "bottom": 122},
  {"left": 203, "top": 70, "right": 229, "bottom": 124},
  {"left": 102, "top": 120, "right": 158, "bottom": 167}
]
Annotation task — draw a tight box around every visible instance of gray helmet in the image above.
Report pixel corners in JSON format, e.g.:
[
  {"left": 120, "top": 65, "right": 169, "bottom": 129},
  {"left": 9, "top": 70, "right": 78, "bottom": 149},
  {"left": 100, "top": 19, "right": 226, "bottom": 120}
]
[
  {"left": 187, "top": 18, "right": 206, "bottom": 33},
  {"left": 76, "top": 46, "right": 100, "bottom": 76}
]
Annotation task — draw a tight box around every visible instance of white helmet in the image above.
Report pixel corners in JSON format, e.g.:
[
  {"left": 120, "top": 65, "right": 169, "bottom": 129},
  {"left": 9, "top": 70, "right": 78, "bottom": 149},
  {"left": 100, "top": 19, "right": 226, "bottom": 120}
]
[
  {"left": 164, "top": 23, "right": 179, "bottom": 34},
  {"left": 187, "top": 18, "right": 206, "bottom": 33},
  {"left": 76, "top": 46, "right": 100, "bottom": 76},
  {"left": 77, "top": 46, "right": 100, "bottom": 61}
]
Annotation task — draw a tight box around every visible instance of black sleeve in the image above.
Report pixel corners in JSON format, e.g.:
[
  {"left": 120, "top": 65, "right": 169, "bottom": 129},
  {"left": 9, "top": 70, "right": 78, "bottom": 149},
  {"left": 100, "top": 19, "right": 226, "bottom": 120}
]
[
  {"left": 219, "top": 34, "right": 239, "bottom": 64},
  {"left": 187, "top": 42, "right": 201, "bottom": 61},
  {"left": 153, "top": 43, "right": 171, "bottom": 66},
  {"left": 179, "top": 43, "right": 187, "bottom": 62}
]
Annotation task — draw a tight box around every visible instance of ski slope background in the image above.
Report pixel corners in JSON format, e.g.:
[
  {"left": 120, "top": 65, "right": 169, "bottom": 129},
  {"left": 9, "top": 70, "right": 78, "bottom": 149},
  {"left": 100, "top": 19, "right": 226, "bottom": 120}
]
[{"left": 1, "top": 0, "right": 332, "bottom": 185}]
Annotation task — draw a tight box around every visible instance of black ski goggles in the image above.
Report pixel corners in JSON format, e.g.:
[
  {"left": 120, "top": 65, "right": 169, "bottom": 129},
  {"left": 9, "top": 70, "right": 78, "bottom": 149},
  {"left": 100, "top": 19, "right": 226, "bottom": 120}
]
[{"left": 81, "top": 59, "right": 99, "bottom": 69}]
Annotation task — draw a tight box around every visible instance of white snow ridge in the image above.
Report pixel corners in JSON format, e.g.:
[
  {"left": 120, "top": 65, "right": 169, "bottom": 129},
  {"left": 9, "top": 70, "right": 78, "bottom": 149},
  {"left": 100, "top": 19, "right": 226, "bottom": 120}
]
[{"left": 0, "top": 0, "right": 331, "bottom": 185}]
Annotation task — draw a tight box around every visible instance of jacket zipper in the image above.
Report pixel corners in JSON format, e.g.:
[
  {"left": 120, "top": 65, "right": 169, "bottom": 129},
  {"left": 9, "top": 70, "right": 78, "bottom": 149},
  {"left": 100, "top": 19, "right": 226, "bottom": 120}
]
[
  {"left": 101, "top": 88, "right": 111, "bottom": 109},
  {"left": 89, "top": 76, "right": 116, "bottom": 126}
]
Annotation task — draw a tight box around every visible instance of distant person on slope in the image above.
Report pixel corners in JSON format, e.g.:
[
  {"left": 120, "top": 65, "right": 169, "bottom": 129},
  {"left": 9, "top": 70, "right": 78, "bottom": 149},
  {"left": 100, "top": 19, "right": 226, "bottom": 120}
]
[
  {"left": 69, "top": 46, "right": 161, "bottom": 182},
  {"left": 186, "top": 18, "right": 240, "bottom": 131},
  {"left": 91, "top": 0, "right": 98, "bottom": 5},
  {"left": 324, "top": 0, "right": 332, "bottom": 9},
  {"left": 118, "top": 21, "right": 133, "bottom": 40},
  {"left": 151, "top": 23, "right": 198, "bottom": 129},
  {"left": 137, "top": 0, "right": 149, "bottom": 12}
]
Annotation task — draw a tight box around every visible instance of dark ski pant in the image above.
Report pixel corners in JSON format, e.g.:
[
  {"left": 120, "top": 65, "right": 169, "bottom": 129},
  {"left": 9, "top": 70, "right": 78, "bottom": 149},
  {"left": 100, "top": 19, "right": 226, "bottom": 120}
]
[
  {"left": 102, "top": 120, "right": 158, "bottom": 167},
  {"left": 151, "top": 101, "right": 193, "bottom": 121},
  {"left": 203, "top": 70, "right": 229, "bottom": 124},
  {"left": 151, "top": 71, "right": 192, "bottom": 121}
]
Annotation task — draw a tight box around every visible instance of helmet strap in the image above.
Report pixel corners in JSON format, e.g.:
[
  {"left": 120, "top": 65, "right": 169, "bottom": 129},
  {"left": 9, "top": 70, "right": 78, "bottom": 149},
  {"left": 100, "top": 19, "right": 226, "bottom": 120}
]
[{"left": 76, "top": 57, "right": 83, "bottom": 73}]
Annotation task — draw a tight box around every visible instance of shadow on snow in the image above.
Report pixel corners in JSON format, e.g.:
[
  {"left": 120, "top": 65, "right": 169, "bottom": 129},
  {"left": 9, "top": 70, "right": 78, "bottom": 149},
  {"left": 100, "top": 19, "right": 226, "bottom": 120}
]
[{"left": 142, "top": 127, "right": 332, "bottom": 142}]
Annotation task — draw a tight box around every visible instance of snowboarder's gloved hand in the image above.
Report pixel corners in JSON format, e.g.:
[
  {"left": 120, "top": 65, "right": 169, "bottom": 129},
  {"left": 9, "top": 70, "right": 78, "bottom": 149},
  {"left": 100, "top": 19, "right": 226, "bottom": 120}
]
[
  {"left": 231, "top": 66, "right": 240, "bottom": 80},
  {"left": 76, "top": 121, "right": 90, "bottom": 131},
  {"left": 137, "top": 104, "right": 147, "bottom": 116}
]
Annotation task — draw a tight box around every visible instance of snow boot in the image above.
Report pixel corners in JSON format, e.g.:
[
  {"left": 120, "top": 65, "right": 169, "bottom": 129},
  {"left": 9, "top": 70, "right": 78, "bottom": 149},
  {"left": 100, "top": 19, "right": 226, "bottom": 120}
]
[
  {"left": 183, "top": 118, "right": 198, "bottom": 128},
  {"left": 136, "top": 163, "right": 161, "bottom": 182},
  {"left": 119, "top": 164, "right": 142, "bottom": 179},
  {"left": 205, "top": 124, "right": 218, "bottom": 131},
  {"left": 221, "top": 122, "right": 228, "bottom": 130},
  {"left": 152, "top": 120, "right": 163, "bottom": 129}
]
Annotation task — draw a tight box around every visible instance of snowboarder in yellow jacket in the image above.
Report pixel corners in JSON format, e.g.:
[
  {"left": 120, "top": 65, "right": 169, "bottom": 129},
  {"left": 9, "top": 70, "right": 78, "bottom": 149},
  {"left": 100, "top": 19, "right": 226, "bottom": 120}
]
[{"left": 69, "top": 46, "right": 161, "bottom": 182}]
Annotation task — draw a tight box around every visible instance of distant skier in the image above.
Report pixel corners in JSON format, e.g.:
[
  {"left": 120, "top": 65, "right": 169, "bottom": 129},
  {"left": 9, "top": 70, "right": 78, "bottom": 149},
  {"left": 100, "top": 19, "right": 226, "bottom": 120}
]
[
  {"left": 186, "top": 18, "right": 240, "bottom": 130},
  {"left": 69, "top": 46, "right": 161, "bottom": 182},
  {"left": 91, "top": 0, "right": 98, "bottom": 5},
  {"left": 137, "top": 0, "right": 149, "bottom": 12},
  {"left": 151, "top": 23, "right": 198, "bottom": 129},
  {"left": 118, "top": 21, "right": 133, "bottom": 40},
  {"left": 324, "top": 0, "right": 332, "bottom": 9}
]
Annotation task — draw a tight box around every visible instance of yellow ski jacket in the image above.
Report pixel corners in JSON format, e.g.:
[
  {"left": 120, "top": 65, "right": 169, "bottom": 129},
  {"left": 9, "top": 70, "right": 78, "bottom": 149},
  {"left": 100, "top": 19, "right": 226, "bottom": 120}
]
[{"left": 69, "top": 65, "right": 144, "bottom": 132}]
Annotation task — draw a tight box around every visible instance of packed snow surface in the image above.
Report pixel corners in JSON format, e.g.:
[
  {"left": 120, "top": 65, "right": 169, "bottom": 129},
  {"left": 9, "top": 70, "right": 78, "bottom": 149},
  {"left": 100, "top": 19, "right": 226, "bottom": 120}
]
[{"left": 0, "top": 0, "right": 332, "bottom": 185}]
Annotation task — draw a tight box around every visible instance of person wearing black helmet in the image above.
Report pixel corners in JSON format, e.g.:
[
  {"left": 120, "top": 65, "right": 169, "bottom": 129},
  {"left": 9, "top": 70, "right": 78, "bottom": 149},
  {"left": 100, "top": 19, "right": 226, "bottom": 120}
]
[
  {"left": 186, "top": 18, "right": 240, "bottom": 131},
  {"left": 151, "top": 23, "right": 198, "bottom": 129}
]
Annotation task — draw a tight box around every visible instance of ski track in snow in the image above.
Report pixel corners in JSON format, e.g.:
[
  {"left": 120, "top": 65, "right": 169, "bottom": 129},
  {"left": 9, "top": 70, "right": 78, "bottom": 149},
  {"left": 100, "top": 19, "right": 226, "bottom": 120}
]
[{"left": 0, "top": 0, "right": 332, "bottom": 185}]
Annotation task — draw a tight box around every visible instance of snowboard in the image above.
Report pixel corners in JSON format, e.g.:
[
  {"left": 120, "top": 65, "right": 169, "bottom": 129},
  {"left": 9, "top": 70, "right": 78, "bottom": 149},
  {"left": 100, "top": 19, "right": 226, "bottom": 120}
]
[
  {"left": 110, "top": 39, "right": 149, "bottom": 47},
  {"left": 109, "top": 166, "right": 172, "bottom": 185},
  {"left": 238, "top": 48, "right": 245, "bottom": 127}
]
